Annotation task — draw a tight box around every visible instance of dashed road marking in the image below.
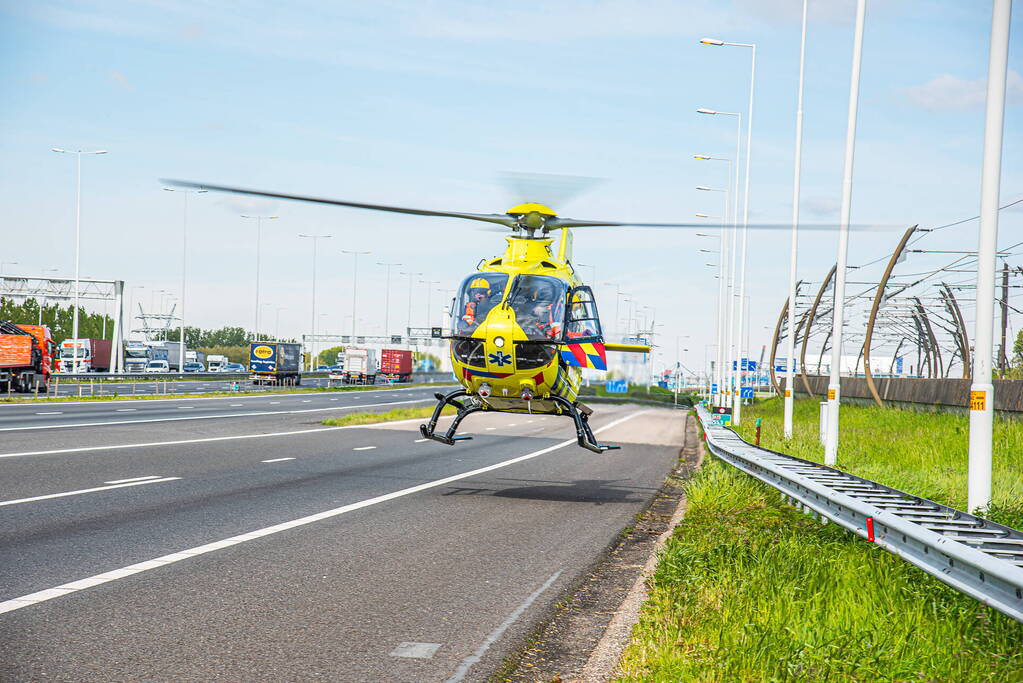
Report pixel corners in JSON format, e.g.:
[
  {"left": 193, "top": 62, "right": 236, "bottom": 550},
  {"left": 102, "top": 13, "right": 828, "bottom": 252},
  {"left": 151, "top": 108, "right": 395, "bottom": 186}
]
[
  {"left": 116, "top": 409, "right": 137, "bottom": 412},
  {"left": 105, "top": 476, "right": 162, "bottom": 484},
  {"left": 0, "top": 411, "right": 644, "bottom": 615},
  {"left": 0, "top": 477, "right": 181, "bottom": 507},
  {"left": 262, "top": 457, "right": 296, "bottom": 463},
  {"left": 391, "top": 642, "right": 441, "bottom": 659},
  {"left": 414, "top": 438, "right": 428, "bottom": 443},
  {"left": 35, "top": 412, "right": 63, "bottom": 415},
  {"left": 353, "top": 446, "right": 377, "bottom": 451}
]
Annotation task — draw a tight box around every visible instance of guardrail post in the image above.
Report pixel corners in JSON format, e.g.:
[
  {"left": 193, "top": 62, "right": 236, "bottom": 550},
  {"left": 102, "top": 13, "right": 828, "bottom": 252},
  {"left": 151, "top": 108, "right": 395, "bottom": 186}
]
[{"left": 755, "top": 417, "right": 762, "bottom": 446}]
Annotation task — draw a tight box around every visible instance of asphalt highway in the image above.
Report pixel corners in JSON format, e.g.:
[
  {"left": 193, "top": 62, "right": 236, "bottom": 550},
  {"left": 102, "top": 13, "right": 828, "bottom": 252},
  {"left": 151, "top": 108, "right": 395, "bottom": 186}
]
[
  {"left": 40, "top": 375, "right": 340, "bottom": 398},
  {"left": 0, "top": 395, "right": 685, "bottom": 681}
]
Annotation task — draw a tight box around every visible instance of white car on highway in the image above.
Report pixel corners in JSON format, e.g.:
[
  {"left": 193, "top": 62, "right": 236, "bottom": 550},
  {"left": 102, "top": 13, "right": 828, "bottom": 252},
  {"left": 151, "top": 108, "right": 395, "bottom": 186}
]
[{"left": 144, "top": 360, "right": 170, "bottom": 373}]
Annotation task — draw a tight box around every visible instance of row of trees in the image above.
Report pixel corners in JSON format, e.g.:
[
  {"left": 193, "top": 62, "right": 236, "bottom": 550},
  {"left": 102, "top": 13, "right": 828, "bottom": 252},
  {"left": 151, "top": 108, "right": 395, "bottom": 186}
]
[{"left": 0, "top": 297, "right": 114, "bottom": 341}]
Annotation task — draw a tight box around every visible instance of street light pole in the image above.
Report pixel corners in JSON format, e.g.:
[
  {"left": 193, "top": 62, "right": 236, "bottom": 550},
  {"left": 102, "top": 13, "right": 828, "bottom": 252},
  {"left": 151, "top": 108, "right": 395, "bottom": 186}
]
[
  {"left": 400, "top": 271, "right": 423, "bottom": 335},
  {"left": 164, "top": 186, "right": 206, "bottom": 371},
  {"left": 700, "top": 38, "right": 756, "bottom": 425},
  {"left": 275, "top": 307, "right": 287, "bottom": 341},
  {"left": 784, "top": 0, "right": 809, "bottom": 439},
  {"left": 241, "top": 214, "right": 279, "bottom": 339},
  {"left": 969, "top": 0, "right": 1012, "bottom": 513},
  {"left": 52, "top": 147, "right": 107, "bottom": 373},
  {"left": 420, "top": 280, "right": 441, "bottom": 328},
  {"left": 825, "top": 0, "right": 867, "bottom": 466},
  {"left": 342, "top": 250, "right": 371, "bottom": 339},
  {"left": 299, "top": 233, "right": 332, "bottom": 370},
  {"left": 697, "top": 184, "right": 729, "bottom": 406},
  {"left": 377, "top": 261, "right": 403, "bottom": 337}
]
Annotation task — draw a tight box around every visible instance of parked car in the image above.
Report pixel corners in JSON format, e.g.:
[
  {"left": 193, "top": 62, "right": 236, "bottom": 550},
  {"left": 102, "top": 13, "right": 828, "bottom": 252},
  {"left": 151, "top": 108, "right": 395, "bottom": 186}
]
[
  {"left": 223, "top": 362, "right": 245, "bottom": 372},
  {"left": 145, "top": 360, "right": 170, "bottom": 373},
  {"left": 183, "top": 362, "right": 205, "bottom": 373}
]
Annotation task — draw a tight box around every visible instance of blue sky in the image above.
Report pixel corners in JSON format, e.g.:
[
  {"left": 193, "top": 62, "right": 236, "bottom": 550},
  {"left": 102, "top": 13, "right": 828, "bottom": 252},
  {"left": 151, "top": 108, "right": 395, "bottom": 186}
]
[{"left": 1, "top": 0, "right": 1020, "bottom": 372}]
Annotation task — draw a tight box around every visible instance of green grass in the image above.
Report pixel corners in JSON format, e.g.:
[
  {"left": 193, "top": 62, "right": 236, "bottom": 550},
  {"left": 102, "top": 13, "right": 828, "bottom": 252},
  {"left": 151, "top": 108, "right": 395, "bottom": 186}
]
[
  {"left": 617, "top": 453, "right": 1023, "bottom": 682},
  {"left": 732, "top": 397, "right": 1023, "bottom": 528},
  {"left": 321, "top": 405, "right": 453, "bottom": 427},
  {"left": 579, "top": 383, "right": 698, "bottom": 406}
]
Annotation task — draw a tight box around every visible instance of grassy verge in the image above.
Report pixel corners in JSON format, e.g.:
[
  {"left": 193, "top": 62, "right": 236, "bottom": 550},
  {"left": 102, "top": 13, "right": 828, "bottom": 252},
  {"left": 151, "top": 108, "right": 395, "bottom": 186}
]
[
  {"left": 321, "top": 405, "right": 453, "bottom": 427},
  {"left": 617, "top": 454, "right": 1023, "bottom": 681},
  {"left": 732, "top": 397, "right": 1023, "bottom": 528},
  {"left": 579, "top": 383, "right": 697, "bottom": 406},
  {"left": 0, "top": 382, "right": 447, "bottom": 405}
]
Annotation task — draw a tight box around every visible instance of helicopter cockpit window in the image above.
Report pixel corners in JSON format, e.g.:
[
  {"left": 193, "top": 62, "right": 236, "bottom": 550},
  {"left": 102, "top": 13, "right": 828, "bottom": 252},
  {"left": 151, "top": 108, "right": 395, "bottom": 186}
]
[
  {"left": 508, "top": 275, "right": 567, "bottom": 341},
  {"left": 452, "top": 273, "right": 508, "bottom": 335},
  {"left": 564, "top": 286, "right": 602, "bottom": 342}
]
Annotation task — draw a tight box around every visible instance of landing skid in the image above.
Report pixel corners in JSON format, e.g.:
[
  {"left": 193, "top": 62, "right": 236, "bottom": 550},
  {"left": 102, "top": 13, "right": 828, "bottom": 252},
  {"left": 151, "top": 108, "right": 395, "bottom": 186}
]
[{"left": 418, "top": 389, "right": 619, "bottom": 454}]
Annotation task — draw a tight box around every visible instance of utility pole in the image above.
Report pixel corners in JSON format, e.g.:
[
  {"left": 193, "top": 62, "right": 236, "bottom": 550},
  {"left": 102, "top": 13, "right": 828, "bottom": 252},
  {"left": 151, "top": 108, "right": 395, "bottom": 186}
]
[
  {"left": 968, "top": 0, "right": 1011, "bottom": 514},
  {"left": 999, "top": 260, "right": 1008, "bottom": 377}
]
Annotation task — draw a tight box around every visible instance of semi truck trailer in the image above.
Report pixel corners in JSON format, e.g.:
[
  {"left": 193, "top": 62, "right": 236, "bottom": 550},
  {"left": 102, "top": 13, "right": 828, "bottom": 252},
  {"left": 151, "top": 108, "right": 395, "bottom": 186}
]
[
  {"left": 249, "top": 341, "right": 302, "bottom": 384},
  {"left": 342, "top": 347, "right": 377, "bottom": 385},
  {"left": 0, "top": 322, "right": 54, "bottom": 392},
  {"left": 379, "top": 348, "right": 412, "bottom": 383},
  {"left": 57, "top": 338, "right": 112, "bottom": 373}
]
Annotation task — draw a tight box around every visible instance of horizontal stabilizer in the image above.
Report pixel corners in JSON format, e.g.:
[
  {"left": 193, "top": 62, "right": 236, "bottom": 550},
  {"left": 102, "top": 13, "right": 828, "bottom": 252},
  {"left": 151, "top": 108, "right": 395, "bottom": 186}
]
[{"left": 604, "top": 343, "right": 651, "bottom": 354}]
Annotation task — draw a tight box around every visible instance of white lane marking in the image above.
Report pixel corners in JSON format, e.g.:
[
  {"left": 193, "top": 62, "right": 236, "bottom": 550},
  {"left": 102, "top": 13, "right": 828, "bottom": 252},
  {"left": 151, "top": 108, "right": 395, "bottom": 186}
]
[
  {"left": 261, "top": 457, "right": 295, "bottom": 463},
  {"left": 115, "top": 408, "right": 137, "bottom": 412},
  {"left": 0, "top": 477, "right": 180, "bottom": 507},
  {"left": 0, "top": 411, "right": 454, "bottom": 459},
  {"left": 446, "top": 570, "right": 564, "bottom": 682},
  {"left": 301, "top": 399, "right": 311, "bottom": 403},
  {"left": 0, "top": 411, "right": 644, "bottom": 615},
  {"left": 526, "top": 420, "right": 534, "bottom": 423},
  {"left": 353, "top": 446, "right": 377, "bottom": 451},
  {"left": 0, "top": 385, "right": 455, "bottom": 409},
  {"left": 230, "top": 404, "right": 243, "bottom": 407},
  {"left": 485, "top": 427, "right": 496, "bottom": 431},
  {"left": 414, "top": 438, "right": 428, "bottom": 443},
  {"left": 391, "top": 642, "right": 441, "bottom": 659},
  {"left": 0, "top": 399, "right": 430, "bottom": 434},
  {"left": 104, "top": 475, "right": 161, "bottom": 484},
  {"left": 269, "top": 402, "right": 281, "bottom": 405},
  {"left": 35, "top": 412, "right": 63, "bottom": 415},
  {"left": 507, "top": 423, "right": 517, "bottom": 427}
]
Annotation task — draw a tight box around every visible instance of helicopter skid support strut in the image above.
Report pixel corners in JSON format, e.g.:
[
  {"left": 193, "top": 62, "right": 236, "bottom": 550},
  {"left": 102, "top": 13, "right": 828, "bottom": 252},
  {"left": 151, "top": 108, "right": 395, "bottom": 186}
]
[
  {"left": 550, "top": 396, "right": 620, "bottom": 454},
  {"left": 418, "top": 390, "right": 619, "bottom": 454},
  {"left": 420, "top": 390, "right": 483, "bottom": 445}
]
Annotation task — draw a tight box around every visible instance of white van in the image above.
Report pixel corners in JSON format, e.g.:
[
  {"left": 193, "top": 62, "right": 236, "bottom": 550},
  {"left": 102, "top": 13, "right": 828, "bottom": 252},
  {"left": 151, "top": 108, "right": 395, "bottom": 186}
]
[{"left": 145, "top": 360, "right": 170, "bottom": 373}]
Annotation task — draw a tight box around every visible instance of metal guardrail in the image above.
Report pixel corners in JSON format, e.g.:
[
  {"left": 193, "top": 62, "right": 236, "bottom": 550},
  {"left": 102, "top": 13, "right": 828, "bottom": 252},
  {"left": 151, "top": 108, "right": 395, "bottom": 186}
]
[
  {"left": 48, "top": 371, "right": 455, "bottom": 383},
  {"left": 696, "top": 404, "right": 1023, "bottom": 623}
]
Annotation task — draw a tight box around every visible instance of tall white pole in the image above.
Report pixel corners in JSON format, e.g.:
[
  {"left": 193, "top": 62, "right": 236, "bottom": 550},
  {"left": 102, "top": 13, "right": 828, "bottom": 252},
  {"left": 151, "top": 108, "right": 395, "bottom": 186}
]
[
  {"left": 968, "top": 0, "right": 1012, "bottom": 513},
  {"left": 825, "top": 0, "right": 867, "bottom": 466},
  {"left": 52, "top": 148, "right": 106, "bottom": 372},
  {"left": 734, "top": 44, "right": 756, "bottom": 426},
  {"left": 400, "top": 271, "right": 422, "bottom": 336},
  {"left": 255, "top": 217, "right": 262, "bottom": 338},
  {"left": 179, "top": 190, "right": 188, "bottom": 371},
  {"left": 242, "top": 215, "right": 278, "bottom": 339},
  {"left": 343, "top": 250, "right": 370, "bottom": 339},
  {"left": 300, "top": 234, "right": 332, "bottom": 369},
  {"left": 378, "top": 262, "right": 402, "bottom": 337},
  {"left": 785, "top": 0, "right": 809, "bottom": 439},
  {"left": 166, "top": 187, "right": 205, "bottom": 371},
  {"left": 73, "top": 151, "right": 81, "bottom": 370}
]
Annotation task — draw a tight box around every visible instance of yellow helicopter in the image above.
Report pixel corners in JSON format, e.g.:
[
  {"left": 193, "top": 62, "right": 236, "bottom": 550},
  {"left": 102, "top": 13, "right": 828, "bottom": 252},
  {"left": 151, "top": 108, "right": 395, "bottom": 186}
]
[{"left": 166, "top": 180, "right": 707, "bottom": 452}]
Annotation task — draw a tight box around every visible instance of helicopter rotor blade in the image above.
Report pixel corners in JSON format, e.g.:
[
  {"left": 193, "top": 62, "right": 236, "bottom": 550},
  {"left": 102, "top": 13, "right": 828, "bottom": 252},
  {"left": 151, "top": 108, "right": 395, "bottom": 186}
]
[
  {"left": 547, "top": 217, "right": 891, "bottom": 231},
  {"left": 161, "top": 180, "right": 519, "bottom": 228},
  {"left": 498, "top": 171, "right": 603, "bottom": 209}
]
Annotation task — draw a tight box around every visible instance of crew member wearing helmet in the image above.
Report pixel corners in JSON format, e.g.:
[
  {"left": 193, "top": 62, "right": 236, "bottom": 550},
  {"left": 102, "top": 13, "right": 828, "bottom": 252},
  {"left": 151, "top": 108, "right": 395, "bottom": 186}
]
[{"left": 461, "top": 277, "right": 495, "bottom": 331}]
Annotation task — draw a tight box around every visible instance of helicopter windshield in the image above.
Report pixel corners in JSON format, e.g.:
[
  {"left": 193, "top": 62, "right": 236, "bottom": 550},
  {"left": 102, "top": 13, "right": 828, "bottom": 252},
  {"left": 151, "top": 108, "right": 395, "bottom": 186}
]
[
  {"left": 508, "top": 275, "right": 567, "bottom": 341},
  {"left": 452, "top": 273, "right": 509, "bottom": 335}
]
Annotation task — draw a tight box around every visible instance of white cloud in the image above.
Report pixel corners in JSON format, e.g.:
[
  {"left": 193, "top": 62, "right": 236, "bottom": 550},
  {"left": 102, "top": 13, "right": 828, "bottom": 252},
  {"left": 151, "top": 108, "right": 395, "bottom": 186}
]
[
  {"left": 903, "top": 70, "right": 1023, "bottom": 112},
  {"left": 109, "top": 70, "right": 133, "bottom": 90}
]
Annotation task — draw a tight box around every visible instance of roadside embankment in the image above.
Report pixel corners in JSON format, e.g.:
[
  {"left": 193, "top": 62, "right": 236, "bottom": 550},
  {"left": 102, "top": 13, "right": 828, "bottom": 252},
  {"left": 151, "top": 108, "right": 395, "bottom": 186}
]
[{"left": 616, "top": 402, "right": 1023, "bottom": 681}]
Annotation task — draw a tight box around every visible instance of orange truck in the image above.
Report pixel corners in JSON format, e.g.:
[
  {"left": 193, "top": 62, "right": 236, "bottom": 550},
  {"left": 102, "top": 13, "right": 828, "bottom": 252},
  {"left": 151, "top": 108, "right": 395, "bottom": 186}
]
[{"left": 0, "top": 321, "right": 55, "bottom": 393}]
